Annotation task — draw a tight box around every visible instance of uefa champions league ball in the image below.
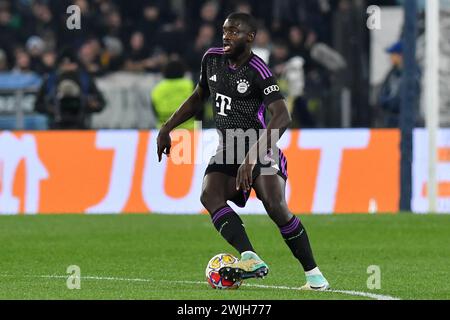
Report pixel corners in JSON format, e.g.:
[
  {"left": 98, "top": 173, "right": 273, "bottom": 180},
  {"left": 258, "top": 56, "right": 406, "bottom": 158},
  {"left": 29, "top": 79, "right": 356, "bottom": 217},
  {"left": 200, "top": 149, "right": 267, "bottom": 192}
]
[{"left": 205, "top": 253, "right": 242, "bottom": 289}]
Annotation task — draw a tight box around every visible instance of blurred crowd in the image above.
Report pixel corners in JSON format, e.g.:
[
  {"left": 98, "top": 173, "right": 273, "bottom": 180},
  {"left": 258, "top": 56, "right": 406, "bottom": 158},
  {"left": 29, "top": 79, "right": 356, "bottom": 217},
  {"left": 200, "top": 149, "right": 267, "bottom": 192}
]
[
  {"left": 0, "top": 0, "right": 341, "bottom": 77},
  {"left": 0, "top": 0, "right": 346, "bottom": 127},
  {"left": 0, "top": 0, "right": 410, "bottom": 129}
]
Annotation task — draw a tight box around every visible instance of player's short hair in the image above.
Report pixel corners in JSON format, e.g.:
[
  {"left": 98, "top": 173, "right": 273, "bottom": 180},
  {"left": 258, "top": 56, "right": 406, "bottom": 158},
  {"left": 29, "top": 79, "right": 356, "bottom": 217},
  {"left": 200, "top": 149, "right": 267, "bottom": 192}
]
[{"left": 226, "top": 12, "right": 257, "bottom": 35}]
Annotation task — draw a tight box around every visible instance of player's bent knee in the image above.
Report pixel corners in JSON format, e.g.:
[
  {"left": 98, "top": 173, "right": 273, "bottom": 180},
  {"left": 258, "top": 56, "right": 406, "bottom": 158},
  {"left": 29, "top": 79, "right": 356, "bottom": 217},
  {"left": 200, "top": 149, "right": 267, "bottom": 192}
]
[
  {"left": 260, "top": 192, "right": 284, "bottom": 210},
  {"left": 200, "top": 190, "right": 225, "bottom": 214},
  {"left": 200, "top": 191, "right": 211, "bottom": 208},
  {"left": 264, "top": 199, "right": 285, "bottom": 213}
]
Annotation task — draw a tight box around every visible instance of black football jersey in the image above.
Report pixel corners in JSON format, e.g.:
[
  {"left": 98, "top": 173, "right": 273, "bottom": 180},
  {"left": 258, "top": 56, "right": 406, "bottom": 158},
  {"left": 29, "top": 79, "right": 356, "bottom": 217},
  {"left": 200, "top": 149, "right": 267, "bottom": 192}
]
[
  {"left": 199, "top": 48, "right": 288, "bottom": 171},
  {"left": 198, "top": 47, "right": 284, "bottom": 132}
]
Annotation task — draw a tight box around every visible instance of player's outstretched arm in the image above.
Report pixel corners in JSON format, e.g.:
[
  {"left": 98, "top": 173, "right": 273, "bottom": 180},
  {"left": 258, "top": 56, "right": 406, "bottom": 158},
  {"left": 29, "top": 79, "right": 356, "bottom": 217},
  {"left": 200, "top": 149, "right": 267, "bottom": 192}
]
[
  {"left": 236, "top": 99, "right": 292, "bottom": 191},
  {"left": 156, "top": 85, "right": 207, "bottom": 162}
]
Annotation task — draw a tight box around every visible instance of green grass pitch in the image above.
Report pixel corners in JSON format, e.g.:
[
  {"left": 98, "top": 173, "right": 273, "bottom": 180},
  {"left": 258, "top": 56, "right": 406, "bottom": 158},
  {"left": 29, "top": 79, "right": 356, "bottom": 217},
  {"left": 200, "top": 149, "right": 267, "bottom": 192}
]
[{"left": 0, "top": 214, "right": 449, "bottom": 300}]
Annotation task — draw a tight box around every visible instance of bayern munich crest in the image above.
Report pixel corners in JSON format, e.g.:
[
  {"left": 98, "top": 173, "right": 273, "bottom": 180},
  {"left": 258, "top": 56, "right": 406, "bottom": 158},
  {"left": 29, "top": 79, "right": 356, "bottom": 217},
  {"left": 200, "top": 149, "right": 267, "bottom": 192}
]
[{"left": 236, "top": 79, "right": 250, "bottom": 93}]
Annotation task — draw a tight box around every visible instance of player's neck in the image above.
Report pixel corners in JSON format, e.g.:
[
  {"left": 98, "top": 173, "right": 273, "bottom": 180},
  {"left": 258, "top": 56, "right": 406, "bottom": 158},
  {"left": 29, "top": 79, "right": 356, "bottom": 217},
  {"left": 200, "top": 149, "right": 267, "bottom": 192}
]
[{"left": 228, "top": 49, "right": 252, "bottom": 69}]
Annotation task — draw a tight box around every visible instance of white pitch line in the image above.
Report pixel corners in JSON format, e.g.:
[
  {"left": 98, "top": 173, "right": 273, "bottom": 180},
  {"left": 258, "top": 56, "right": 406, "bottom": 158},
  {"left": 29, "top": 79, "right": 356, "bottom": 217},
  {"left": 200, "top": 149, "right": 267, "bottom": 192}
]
[
  {"left": 233, "top": 283, "right": 400, "bottom": 300},
  {"left": 0, "top": 274, "right": 400, "bottom": 300}
]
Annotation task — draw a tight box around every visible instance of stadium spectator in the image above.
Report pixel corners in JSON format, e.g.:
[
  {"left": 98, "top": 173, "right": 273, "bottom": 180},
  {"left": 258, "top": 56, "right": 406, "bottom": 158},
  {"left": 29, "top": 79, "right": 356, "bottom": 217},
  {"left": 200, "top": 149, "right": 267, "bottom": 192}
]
[
  {"left": 124, "top": 31, "right": 149, "bottom": 72},
  {"left": 40, "top": 49, "right": 57, "bottom": 75},
  {"left": 34, "top": 49, "right": 105, "bottom": 129},
  {"left": 26, "top": 36, "right": 46, "bottom": 74},
  {"left": 288, "top": 26, "right": 322, "bottom": 75},
  {"left": 252, "top": 28, "right": 271, "bottom": 64},
  {"left": 268, "top": 40, "right": 290, "bottom": 77},
  {"left": 157, "top": 14, "right": 189, "bottom": 56},
  {"left": 151, "top": 58, "right": 196, "bottom": 129},
  {"left": 78, "top": 38, "right": 105, "bottom": 76},
  {"left": 138, "top": 2, "right": 164, "bottom": 48},
  {"left": 102, "top": 8, "right": 128, "bottom": 45},
  {"left": 189, "top": 1, "right": 221, "bottom": 40},
  {"left": 29, "top": 1, "right": 55, "bottom": 42},
  {"left": 288, "top": 26, "right": 306, "bottom": 58},
  {"left": 377, "top": 41, "right": 422, "bottom": 128},
  {"left": 12, "top": 48, "right": 33, "bottom": 74},
  {"left": 233, "top": 1, "right": 252, "bottom": 15},
  {"left": 94, "top": 0, "right": 116, "bottom": 14},
  {"left": 284, "top": 56, "right": 316, "bottom": 128},
  {"left": 100, "top": 35, "right": 124, "bottom": 72},
  {"left": 0, "top": 48, "right": 8, "bottom": 71},
  {"left": 186, "top": 23, "right": 220, "bottom": 79},
  {"left": 0, "top": 0, "right": 16, "bottom": 57},
  {"left": 219, "top": 0, "right": 273, "bottom": 27},
  {"left": 268, "top": 39, "right": 317, "bottom": 128}
]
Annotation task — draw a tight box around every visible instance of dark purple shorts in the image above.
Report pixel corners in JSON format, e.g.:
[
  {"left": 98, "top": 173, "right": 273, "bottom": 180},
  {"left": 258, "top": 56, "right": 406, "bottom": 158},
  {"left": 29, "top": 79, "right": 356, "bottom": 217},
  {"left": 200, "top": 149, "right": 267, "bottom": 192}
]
[{"left": 204, "top": 149, "right": 288, "bottom": 207}]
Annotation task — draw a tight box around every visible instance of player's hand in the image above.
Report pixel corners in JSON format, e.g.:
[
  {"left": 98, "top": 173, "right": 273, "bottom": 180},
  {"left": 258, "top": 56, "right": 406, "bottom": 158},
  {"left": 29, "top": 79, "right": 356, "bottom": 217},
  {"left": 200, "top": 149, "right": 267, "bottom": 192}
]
[
  {"left": 236, "top": 160, "right": 256, "bottom": 191},
  {"left": 157, "top": 128, "right": 171, "bottom": 162}
]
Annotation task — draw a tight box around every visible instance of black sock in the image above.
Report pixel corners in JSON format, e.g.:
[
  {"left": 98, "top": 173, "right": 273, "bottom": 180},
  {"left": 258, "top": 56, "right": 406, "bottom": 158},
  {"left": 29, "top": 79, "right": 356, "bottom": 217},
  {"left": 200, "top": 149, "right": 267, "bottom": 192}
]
[
  {"left": 280, "top": 216, "right": 317, "bottom": 272},
  {"left": 211, "top": 205, "right": 255, "bottom": 254}
]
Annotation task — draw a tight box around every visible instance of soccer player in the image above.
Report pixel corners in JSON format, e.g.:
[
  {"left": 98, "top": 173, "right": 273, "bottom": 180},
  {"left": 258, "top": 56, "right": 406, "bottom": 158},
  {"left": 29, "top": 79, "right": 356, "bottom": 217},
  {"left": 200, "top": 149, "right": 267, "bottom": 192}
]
[{"left": 157, "top": 12, "right": 329, "bottom": 290}]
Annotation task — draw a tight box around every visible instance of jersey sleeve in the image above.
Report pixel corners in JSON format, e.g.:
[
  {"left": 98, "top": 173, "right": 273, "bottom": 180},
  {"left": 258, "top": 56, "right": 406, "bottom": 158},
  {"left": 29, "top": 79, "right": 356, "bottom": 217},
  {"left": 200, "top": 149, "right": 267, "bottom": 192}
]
[
  {"left": 198, "top": 53, "right": 210, "bottom": 94},
  {"left": 254, "top": 66, "right": 284, "bottom": 106}
]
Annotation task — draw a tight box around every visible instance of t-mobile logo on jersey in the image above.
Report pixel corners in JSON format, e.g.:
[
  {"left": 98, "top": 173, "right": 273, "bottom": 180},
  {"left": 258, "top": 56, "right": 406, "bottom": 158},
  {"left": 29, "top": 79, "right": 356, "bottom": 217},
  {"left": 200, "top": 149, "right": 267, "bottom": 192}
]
[{"left": 215, "top": 93, "right": 232, "bottom": 116}]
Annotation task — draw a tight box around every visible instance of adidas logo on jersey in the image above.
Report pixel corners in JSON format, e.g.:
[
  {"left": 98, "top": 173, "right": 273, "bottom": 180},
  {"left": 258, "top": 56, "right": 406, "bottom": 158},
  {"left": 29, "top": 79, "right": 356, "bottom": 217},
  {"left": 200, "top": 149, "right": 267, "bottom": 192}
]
[{"left": 209, "top": 74, "right": 217, "bottom": 82}]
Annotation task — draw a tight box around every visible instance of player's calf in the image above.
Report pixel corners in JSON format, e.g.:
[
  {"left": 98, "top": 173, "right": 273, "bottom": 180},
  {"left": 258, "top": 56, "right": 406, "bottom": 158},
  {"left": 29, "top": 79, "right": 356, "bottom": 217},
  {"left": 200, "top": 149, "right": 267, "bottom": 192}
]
[{"left": 210, "top": 205, "right": 255, "bottom": 254}]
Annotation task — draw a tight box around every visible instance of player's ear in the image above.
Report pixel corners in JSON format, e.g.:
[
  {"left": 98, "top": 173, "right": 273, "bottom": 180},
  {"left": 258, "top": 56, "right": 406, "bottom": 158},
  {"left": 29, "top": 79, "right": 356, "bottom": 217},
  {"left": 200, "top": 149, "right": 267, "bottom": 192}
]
[{"left": 247, "top": 32, "right": 255, "bottom": 43}]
